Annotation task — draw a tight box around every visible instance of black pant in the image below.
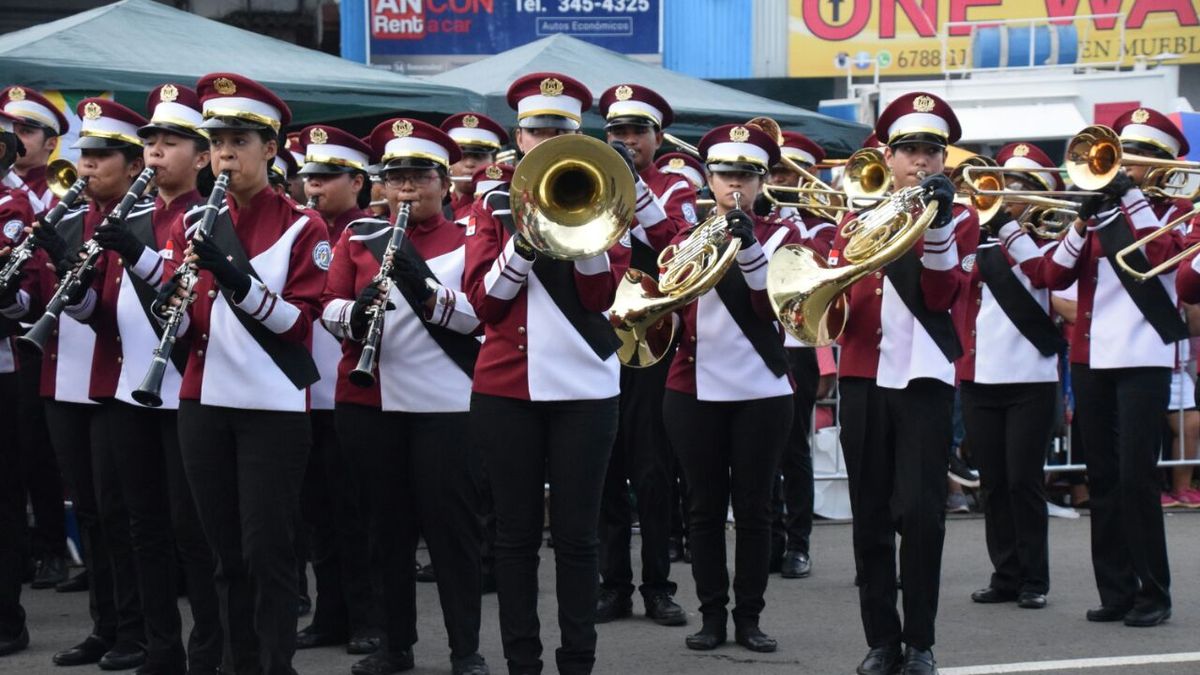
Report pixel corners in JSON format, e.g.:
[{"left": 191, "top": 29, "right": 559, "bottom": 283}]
[
  {"left": 337, "top": 403, "right": 481, "bottom": 661},
  {"left": 471, "top": 393, "right": 618, "bottom": 675},
  {"left": 599, "top": 359, "right": 675, "bottom": 600},
  {"left": 0, "top": 372, "right": 25, "bottom": 639},
  {"left": 298, "top": 410, "right": 374, "bottom": 636},
  {"left": 961, "top": 381, "right": 1055, "bottom": 596},
  {"left": 1071, "top": 365, "right": 1171, "bottom": 611},
  {"left": 663, "top": 391, "right": 793, "bottom": 628},
  {"left": 839, "top": 378, "right": 953, "bottom": 651},
  {"left": 45, "top": 399, "right": 142, "bottom": 646},
  {"left": 772, "top": 348, "right": 819, "bottom": 555},
  {"left": 17, "top": 350, "right": 66, "bottom": 562},
  {"left": 179, "top": 401, "right": 310, "bottom": 675}
]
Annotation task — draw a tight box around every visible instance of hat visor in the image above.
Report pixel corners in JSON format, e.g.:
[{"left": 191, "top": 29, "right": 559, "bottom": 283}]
[
  {"left": 604, "top": 116, "right": 657, "bottom": 130},
  {"left": 517, "top": 114, "right": 579, "bottom": 131},
  {"left": 380, "top": 157, "right": 444, "bottom": 172},
  {"left": 298, "top": 162, "right": 360, "bottom": 176},
  {"left": 198, "top": 115, "right": 274, "bottom": 132},
  {"left": 888, "top": 133, "right": 947, "bottom": 149},
  {"left": 706, "top": 161, "right": 766, "bottom": 175},
  {"left": 138, "top": 122, "right": 207, "bottom": 142},
  {"left": 1121, "top": 140, "right": 1174, "bottom": 161},
  {"left": 458, "top": 144, "right": 499, "bottom": 156},
  {"left": 72, "top": 135, "right": 136, "bottom": 150}
]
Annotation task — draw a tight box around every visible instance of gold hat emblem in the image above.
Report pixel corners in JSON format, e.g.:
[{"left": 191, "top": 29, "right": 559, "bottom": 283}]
[
  {"left": 1013, "top": 144, "right": 1030, "bottom": 157},
  {"left": 392, "top": 119, "right": 413, "bottom": 138},
  {"left": 159, "top": 84, "right": 179, "bottom": 103},
  {"left": 540, "top": 77, "right": 564, "bottom": 97},
  {"left": 485, "top": 165, "right": 503, "bottom": 180},
  {"left": 8, "top": 86, "right": 26, "bottom": 102},
  {"left": 309, "top": 127, "right": 328, "bottom": 145},
  {"left": 668, "top": 157, "right": 685, "bottom": 169},
  {"left": 615, "top": 85, "right": 633, "bottom": 101},
  {"left": 462, "top": 114, "right": 479, "bottom": 128},
  {"left": 1131, "top": 108, "right": 1150, "bottom": 124},
  {"left": 729, "top": 126, "right": 751, "bottom": 143},
  {"left": 83, "top": 101, "right": 102, "bottom": 121},
  {"left": 213, "top": 77, "right": 237, "bottom": 96},
  {"left": 912, "top": 95, "right": 936, "bottom": 113}
]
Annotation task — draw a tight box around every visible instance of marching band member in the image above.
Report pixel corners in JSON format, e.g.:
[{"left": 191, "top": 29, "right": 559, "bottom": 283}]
[
  {"left": 1045, "top": 107, "right": 1189, "bottom": 629},
  {"left": 293, "top": 124, "right": 379, "bottom": 656},
  {"left": 462, "top": 72, "right": 630, "bottom": 675},
  {"left": 662, "top": 123, "right": 803, "bottom": 654},
  {"left": 1, "top": 85, "right": 67, "bottom": 213},
  {"left": 960, "top": 143, "right": 1067, "bottom": 612},
  {"left": 162, "top": 72, "right": 329, "bottom": 674},
  {"left": 441, "top": 112, "right": 508, "bottom": 221},
  {"left": 656, "top": 152, "right": 705, "bottom": 192},
  {"left": 835, "top": 93, "right": 977, "bottom": 675},
  {"left": 320, "top": 118, "right": 488, "bottom": 675},
  {"left": 594, "top": 82, "right": 693, "bottom": 628}
]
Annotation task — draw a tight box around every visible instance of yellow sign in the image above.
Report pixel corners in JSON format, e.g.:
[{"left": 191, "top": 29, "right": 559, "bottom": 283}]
[{"left": 788, "top": 0, "right": 1200, "bottom": 77}]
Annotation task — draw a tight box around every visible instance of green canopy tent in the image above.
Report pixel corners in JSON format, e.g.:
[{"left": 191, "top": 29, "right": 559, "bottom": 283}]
[
  {"left": 429, "top": 34, "right": 869, "bottom": 156},
  {"left": 0, "top": 0, "right": 481, "bottom": 128}
]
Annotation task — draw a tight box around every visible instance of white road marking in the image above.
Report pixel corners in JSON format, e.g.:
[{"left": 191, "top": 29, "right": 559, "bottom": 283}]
[{"left": 941, "top": 652, "right": 1200, "bottom": 674}]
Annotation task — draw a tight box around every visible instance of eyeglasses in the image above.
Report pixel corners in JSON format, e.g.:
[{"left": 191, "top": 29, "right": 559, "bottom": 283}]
[{"left": 383, "top": 172, "right": 439, "bottom": 188}]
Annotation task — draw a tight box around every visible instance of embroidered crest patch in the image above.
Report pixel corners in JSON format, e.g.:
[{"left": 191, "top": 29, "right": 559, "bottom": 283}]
[
  {"left": 682, "top": 202, "right": 698, "bottom": 224},
  {"left": 961, "top": 253, "right": 976, "bottom": 273},
  {"left": 312, "top": 240, "right": 332, "bottom": 270},
  {"left": 3, "top": 219, "right": 21, "bottom": 241}
]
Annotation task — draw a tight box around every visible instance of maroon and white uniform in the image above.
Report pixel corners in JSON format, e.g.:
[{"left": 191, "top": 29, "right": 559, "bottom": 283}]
[
  {"left": 630, "top": 161, "right": 697, "bottom": 252},
  {"left": 310, "top": 206, "right": 368, "bottom": 411},
  {"left": 0, "top": 184, "right": 37, "bottom": 373}
]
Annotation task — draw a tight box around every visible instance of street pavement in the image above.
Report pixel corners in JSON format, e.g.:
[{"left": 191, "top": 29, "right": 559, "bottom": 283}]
[{"left": 8, "top": 510, "right": 1200, "bottom": 674}]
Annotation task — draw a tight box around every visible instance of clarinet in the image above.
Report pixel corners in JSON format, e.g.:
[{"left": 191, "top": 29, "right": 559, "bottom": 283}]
[
  {"left": 348, "top": 201, "right": 411, "bottom": 388},
  {"left": 0, "top": 176, "right": 89, "bottom": 297},
  {"left": 305, "top": 195, "right": 318, "bottom": 209},
  {"left": 20, "top": 168, "right": 156, "bottom": 353},
  {"left": 131, "top": 170, "right": 231, "bottom": 407}
]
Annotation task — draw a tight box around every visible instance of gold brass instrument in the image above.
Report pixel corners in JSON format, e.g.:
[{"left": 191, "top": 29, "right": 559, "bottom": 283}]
[
  {"left": 768, "top": 177, "right": 941, "bottom": 346},
  {"left": 0, "top": 162, "right": 89, "bottom": 297},
  {"left": 956, "top": 165, "right": 1081, "bottom": 235},
  {"left": 662, "top": 132, "right": 701, "bottom": 160},
  {"left": 950, "top": 156, "right": 1004, "bottom": 223},
  {"left": 609, "top": 193, "right": 744, "bottom": 367},
  {"left": 1142, "top": 165, "right": 1200, "bottom": 200},
  {"left": 1067, "top": 124, "right": 1200, "bottom": 191},
  {"left": 509, "top": 134, "right": 634, "bottom": 260},
  {"left": 1113, "top": 204, "right": 1200, "bottom": 281},
  {"left": 47, "top": 158, "right": 82, "bottom": 200}
]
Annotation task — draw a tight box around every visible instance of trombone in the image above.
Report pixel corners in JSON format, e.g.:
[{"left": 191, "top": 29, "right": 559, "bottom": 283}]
[
  {"left": 1112, "top": 204, "right": 1200, "bottom": 281},
  {"left": 955, "top": 164, "right": 1082, "bottom": 234},
  {"left": 1067, "top": 124, "right": 1200, "bottom": 191},
  {"left": 761, "top": 147, "right": 890, "bottom": 216}
]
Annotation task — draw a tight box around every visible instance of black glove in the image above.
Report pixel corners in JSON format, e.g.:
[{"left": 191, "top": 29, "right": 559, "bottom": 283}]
[
  {"left": 388, "top": 251, "right": 434, "bottom": 303},
  {"left": 57, "top": 248, "right": 96, "bottom": 306},
  {"left": 752, "top": 193, "right": 772, "bottom": 218},
  {"left": 511, "top": 231, "right": 536, "bottom": 261},
  {"left": 610, "top": 141, "right": 636, "bottom": 177},
  {"left": 350, "top": 284, "right": 384, "bottom": 338},
  {"left": 94, "top": 220, "right": 146, "bottom": 262},
  {"left": 1078, "top": 172, "right": 1134, "bottom": 222},
  {"left": 982, "top": 208, "right": 1014, "bottom": 239},
  {"left": 192, "top": 235, "right": 251, "bottom": 301},
  {"left": 31, "top": 223, "right": 68, "bottom": 265},
  {"left": 920, "top": 174, "right": 956, "bottom": 228},
  {"left": 152, "top": 276, "right": 180, "bottom": 319},
  {"left": 725, "top": 208, "right": 756, "bottom": 248}
]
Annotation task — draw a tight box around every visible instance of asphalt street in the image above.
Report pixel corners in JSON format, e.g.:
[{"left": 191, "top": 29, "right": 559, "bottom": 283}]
[{"left": 8, "top": 510, "right": 1200, "bottom": 674}]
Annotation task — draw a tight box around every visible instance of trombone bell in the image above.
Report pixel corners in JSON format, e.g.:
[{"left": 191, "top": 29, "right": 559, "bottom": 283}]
[{"left": 46, "top": 158, "right": 79, "bottom": 199}]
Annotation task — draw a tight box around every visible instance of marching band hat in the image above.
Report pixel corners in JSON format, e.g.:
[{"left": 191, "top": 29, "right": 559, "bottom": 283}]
[
  {"left": 698, "top": 123, "right": 780, "bottom": 175},
  {"left": 506, "top": 73, "right": 592, "bottom": 131},
  {"left": 655, "top": 152, "right": 705, "bottom": 189},
  {"left": 599, "top": 84, "right": 674, "bottom": 130},
  {"left": 1114, "top": 106, "right": 1189, "bottom": 159},
  {"left": 472, "top": 163, "right": 515, "bottom": 197},
  {"left": 140, "top": 83, "right": 206, "bottom": 140},
  {"left": 441, "top": 113, "right": 509, "bottom": 152},
  {"left": 196, "top": 73, "right": 291, "bottom": 133},
  {"left": 72, "top": 98, "right": 147, "bottom": 150},
  {"left": 996, "top": 142, "right": 1063, "bottom": 192},
  {"left": 297, "top": 125, "right": 372, "bottom": 175},
  {"left": 270, "top": 145, "right": 299, "bottom": 184},
  {"left": 778, "top": 131, "right": 825, "bottom": 167},
  {"left": 368, "top": 118, "right": 461, "bottom": 172},
  {"left": 875, "top": 92, "right": 961, "bottom": 148},
  {"left": 0, "top": 86, "right": 69, "bottom": 136}
]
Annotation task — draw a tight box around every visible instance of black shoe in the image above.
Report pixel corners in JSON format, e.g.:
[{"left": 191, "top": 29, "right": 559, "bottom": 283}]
[
  {"left": 1017, "top": 591, "right": 1047, "bottom": 609},
  {"left": 781, "top": 550, "right": 812, "bottom": 579},
  {"left": 351, "top": 650, "right": 415, "bottom": 675},
  {"left": 901, "top": 646, "right": 937, "bottom": 675},
  {"left": 31, "top": 555, "right": 68, "bottom": 589},
  {"left": 347, "top": 632, "right": 381, "bottom": 655},
  {"left": 948, "top": 454, "right": 980, "bottom": 488},
  {"left": 297, "top": 593, "right": 312, "bottom": 617},
  {"left": 1124, "top": 605, "right": 1171, "bottom": 627},
  {"left": 668, "top": 539, "right": 684, "bottom": 563},
  {"left": 644, "top": 594, "right": 687, "bottom": 626},
  {"left": 1086, "top": 605, "right": 1132, "bottom": 622},
  {"left": 684, "top": 624, "right": 725, "bottom": 651},
  {"left": 295, "top": 624, "right": 347, "bottom": 649},
  {"left": 971, "top": 586, "right": 1017, "bottom": 604},
  {"left": 99, "top": 643, "right": 147, "bottom": 671},
  {"left": 451, "top": 653, "right": 489, "bottom": 675},
  {"left": 595, "top": 588, "right": 632, "bottom": 623},
  {"left": 0, "top": 627, "right": 29, "bottom": 657},
  {"left": 56, "top": 569, "right": 89, "bottom": 593},
  {"left": 53, "top": 635, "right": 111, "bottom": 666},
  {"left": 856, "top": 645, "right": 902, "bottom": 675},
  {"left": 415, "top": 564, "right": 435, "bottom": 583},
  {"left": 734, "top": 625, "right": 776, "bottom": 653}
]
